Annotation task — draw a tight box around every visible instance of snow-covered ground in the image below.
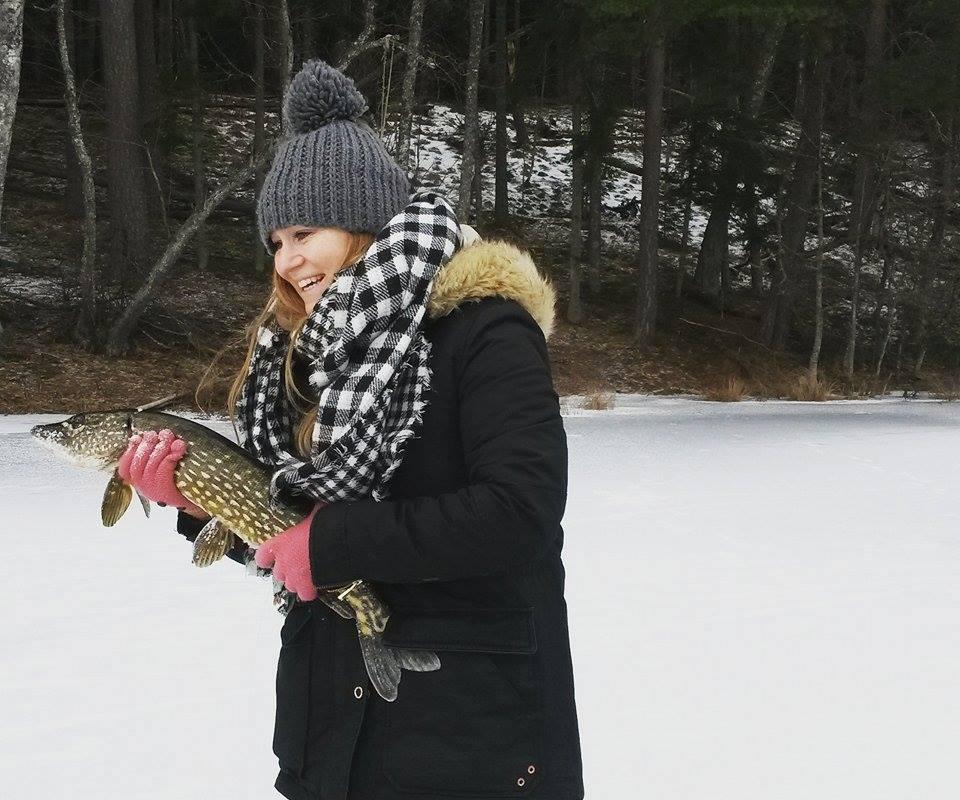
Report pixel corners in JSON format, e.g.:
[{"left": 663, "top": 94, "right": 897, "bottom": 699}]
[{"left": 2, "top": 398, "right": 959, "bottom": 799}]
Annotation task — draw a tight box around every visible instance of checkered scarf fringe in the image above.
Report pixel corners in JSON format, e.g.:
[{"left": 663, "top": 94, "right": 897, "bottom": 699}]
[{"left": 236, "top": 192, "right": 462, "bottom": 505}]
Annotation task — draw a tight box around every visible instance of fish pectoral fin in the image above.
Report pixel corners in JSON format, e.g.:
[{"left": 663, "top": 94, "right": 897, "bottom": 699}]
[
  {"left": 135, "top": 489, "right": 151, "bottom": 518},
  {"left": 191, "top": 518, "right": 234, "bottom": 567},
  {"left": 101, "top": 471, "right": 133, "bottom": 527}
]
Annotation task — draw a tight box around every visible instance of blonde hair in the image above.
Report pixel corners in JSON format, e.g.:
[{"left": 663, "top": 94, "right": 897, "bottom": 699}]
[{"left": 226, "top": 230, "right": 376, "bottom": 457}]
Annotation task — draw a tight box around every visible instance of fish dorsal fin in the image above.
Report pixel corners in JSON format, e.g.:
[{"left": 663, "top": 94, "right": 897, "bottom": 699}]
[
  {"left": 192, "top": 518, "right": 234, "bottom": 567},
  {"left": 101, "top": 470, "right": 133, "bottom": 527}
]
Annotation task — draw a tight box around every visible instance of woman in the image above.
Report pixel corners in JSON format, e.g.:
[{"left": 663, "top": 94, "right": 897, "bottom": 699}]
[{"left": 120, "top": 60, "right": 583, "bottom": 800}]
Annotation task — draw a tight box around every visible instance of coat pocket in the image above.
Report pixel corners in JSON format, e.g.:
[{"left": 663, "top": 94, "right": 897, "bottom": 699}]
[
  {"left": 380, "top": 608, "right": 543, "bottom": 796},
  {"left": 273, "top": 603, "right": 313, "bottom": 776}
]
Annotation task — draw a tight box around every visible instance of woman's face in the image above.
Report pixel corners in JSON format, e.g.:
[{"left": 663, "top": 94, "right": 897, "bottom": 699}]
[{"left": 270, "top": 225, "right": 355, "bottom": 314}]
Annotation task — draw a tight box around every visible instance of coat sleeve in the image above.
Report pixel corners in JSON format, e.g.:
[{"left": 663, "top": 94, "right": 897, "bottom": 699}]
[{"left": 307, "top": 300, "right": 568, "bottom": 585}]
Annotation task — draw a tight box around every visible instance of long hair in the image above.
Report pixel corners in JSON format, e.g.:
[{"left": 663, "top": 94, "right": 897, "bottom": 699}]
[{"left": 226, "top": 230, "right": 376, "bottom": 457}]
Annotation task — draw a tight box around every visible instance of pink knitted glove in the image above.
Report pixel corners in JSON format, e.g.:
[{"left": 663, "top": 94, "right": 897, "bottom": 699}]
[
  {"left": 255, "top": 505, "right": 324, "bottom": 602},
  {"left": 117, "top": 429, "right": 208, "bottom": 519}
]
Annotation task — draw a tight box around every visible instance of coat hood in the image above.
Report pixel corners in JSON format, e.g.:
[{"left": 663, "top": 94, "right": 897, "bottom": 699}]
[{"left": 426, "top": 239, "right": 556, "bottom": 340}]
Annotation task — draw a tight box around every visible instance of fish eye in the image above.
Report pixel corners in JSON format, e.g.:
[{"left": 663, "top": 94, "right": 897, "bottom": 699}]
[{"left": 70, "top": 413, "right": 86, "bottom": 426}]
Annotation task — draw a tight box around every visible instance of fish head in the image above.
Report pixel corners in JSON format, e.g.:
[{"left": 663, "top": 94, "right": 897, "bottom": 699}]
[{"left": 31, "top": 411, "right": 134, "bottom": 470}]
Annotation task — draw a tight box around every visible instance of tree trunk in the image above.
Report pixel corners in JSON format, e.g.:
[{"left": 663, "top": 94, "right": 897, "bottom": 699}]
[
  {"left": 185, "top": 9, "right": 207, "bottom": 272},
  {"left": 158, "top": 0, "right": 174, "bottom": 75},
  {"left": 493, "top": 0, "right": 509, "bottom": 226},
  {"left": 57, "top": 0, "right": 98, "bottom": 344},
  {"left": 913, "top": 116, "right": 956, "bottom": 376},
  {"left": 808, "top": 145, "right": 825, "bottom": 378},
  {"left": 843, "top": 0, "right": 887, "bottom": 380},
  {"left": 276, "top": 0, "right": 294, "bottom": 135},
  {"left": 506, "top": 29, "right": 528, "bottom": 148},
  {"left": 294, "top": 0, "right": 315, "bottom": 66},
  {"left": 586, "top": 140, "right": 602, "bottom": 294},
  {"left": 567, "top": 92, "right": 584, "bottom": 325},
  {"left": 694, "top": 17, "right": 783, "bottom": 301},
  {"left": 762, "top": 34, "right": 828, "bottom": 349},
  {"left": 471, "top": 126, "right": 486, "bottom": 226},
  {"left": 634, "top": 3, "right": 665, "bottom": 345},
  {"left": 253, "top": 0, "right": 267, "bottom": 274},
  {"left": 100, "top": 0, "right": 149, "bottom": 286},
  {"left": 136, "top": 0, "right": 162, "bottom": 212},
  {"left": 61, "top": 0, "right": 84, "bottom": 219},
  {"left": 457, "top": 0, "right": 486, "bottom": 220},
  {"left": 0, "top": 0, "right": 26, "bottom": 235},
  {"left": 395, "top": 0, "right": 426, "bottom": 172}
]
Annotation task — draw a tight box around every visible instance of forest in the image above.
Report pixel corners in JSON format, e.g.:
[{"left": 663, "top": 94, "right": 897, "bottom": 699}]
[{"left": 0, "top": 0, "right": 958, "bottom": 410}]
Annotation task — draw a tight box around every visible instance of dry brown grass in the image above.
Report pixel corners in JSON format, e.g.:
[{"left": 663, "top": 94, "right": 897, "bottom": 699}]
[
  {"left": 702, "top": 376, "right": 748, "bottom": 402},
  {"left": 581, "top": 388, "right": 616, "bottom": 410},
  {"left": 781, "top": 372, "right": 837, "bottom": 401},
  {"left": 931, "top": 376, "right": 960, "bottom": 401}
]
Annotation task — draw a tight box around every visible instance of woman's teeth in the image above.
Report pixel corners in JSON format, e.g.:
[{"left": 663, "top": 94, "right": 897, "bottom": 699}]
[{"left": 298, "top": 275, "right": 324, "bottom": 291}]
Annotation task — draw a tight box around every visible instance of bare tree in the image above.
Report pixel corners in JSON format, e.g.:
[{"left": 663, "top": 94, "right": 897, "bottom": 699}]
[
  {"left": 0, "top": 0, "right": 25, "bottom": 234},
  {"left": 395, "top": 0, "right": 427, "bottom": 172},
  {"left": 136, "top": 0, "right": 162, "bottom": 211},
  {"left": 103, "top": 18, "right": 395, "bottom": 354},
  {"left": 634, "top": 2, "right": 665, "bottom": 345},
  {"left": 567, "top": 86, "right": 585, "bottom": 325},
  {"left": 458, "top": 0, "right": 486, "bottom": 219},
  {"left": 100, "top": 0, "right": 149, "bottom": 285},
  {"left": 185, "top": 6, "right": 208, "bottom": 272},
  {"left": 762, "top": 31, "right": 829, "bottom": 349},
  {"left": 694, "top": 17, "right": 784, "bottom": 304},
  {"left": 276, "top": 0, "right": 294, "bottom": 128},
  {"left": 105, "top": 148, "right": 277, "bottom": 356},
  {"left": 843, "top": 0, "right": 887, "bottom": 379},
  {"left": 339, "top": 0, "right": 378, "bottom": 71},
  {"left": 493, "top": 0, "right": 509, "bottom": 225},
  {"left": 253, "top": 0, "right": 268, "bottom": 274},
  {"left": 57, "top": 0, "right": 98, "bottom": 344},
  {"left": 809, "top": 136, "right": 825, "bottom": 378}
]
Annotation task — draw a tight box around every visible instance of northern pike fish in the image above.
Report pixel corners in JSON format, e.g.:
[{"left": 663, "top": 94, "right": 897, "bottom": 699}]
[{"left": 31, "top": 409, "right": 440, "bottom": 701}]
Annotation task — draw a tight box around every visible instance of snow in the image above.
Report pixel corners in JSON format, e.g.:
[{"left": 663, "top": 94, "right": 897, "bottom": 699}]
[{"left": 3, "top": 399, "right": 960, "bottom": 799}]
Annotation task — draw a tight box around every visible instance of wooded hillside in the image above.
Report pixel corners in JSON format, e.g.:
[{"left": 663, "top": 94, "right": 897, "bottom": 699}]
[{"left": 1, "top": 0, "right": 958, "bottom": 410}]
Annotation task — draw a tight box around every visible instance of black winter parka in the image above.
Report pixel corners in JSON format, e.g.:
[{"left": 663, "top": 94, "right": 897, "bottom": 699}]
[{"left": 180, "top": 240, "right": 584, "bottom": 800}]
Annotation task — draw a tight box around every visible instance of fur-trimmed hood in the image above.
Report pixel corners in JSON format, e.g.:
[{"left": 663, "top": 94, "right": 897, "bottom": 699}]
[{"left": 426, "top": 238, "right": 556, "bottom": 340}]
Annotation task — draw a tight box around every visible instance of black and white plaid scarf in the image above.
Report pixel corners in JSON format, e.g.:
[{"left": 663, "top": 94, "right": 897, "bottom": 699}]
[{"left": 236, "top": 192, "right": 462, "bottom": 505}]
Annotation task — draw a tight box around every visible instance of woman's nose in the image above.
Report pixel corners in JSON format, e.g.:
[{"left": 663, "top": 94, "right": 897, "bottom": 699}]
[{"left": 274, "top": 245, "right": 304, "bottom": 276}]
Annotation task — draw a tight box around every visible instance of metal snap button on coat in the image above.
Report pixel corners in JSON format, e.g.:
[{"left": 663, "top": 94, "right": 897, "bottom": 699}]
[
  {"left": 353, "top": 685, "right": 363, "bottom": 699},
  {"left": 527, "top": 764, "right": 536, "bottom": 774},
  {"left": 517, "top": 778, "right": 526, "bottom": 787}
]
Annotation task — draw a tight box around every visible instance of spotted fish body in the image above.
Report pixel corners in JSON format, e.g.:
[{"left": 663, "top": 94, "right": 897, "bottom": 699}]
[{"left": 31, "top": 409, "right": 439, "bottom": 700}]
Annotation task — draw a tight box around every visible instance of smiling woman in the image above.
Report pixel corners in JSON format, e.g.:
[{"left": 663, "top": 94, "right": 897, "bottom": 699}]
[
  {"left": 269, "top": 226, "right": 375, "bottom": 317},
  {"left": 117, "top": 57, "right": 583, "bottom": 800}
]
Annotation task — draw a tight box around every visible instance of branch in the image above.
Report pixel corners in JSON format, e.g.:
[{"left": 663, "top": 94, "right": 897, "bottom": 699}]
[
  {"left": 104, "top": 144, "right": 277, "bottom": 356},
  {"left": 337, "top": 0, "right": 377, "bottom": 71}
]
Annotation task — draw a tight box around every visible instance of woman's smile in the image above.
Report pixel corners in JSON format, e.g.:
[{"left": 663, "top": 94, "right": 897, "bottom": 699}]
[{"left": 270, "top": 225, "right": 355, "bottom": 313}]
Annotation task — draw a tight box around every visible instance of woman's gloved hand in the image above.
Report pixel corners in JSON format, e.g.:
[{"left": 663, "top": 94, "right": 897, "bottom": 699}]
[
  {"left": 117, "top": 429, "right": 208, "bottom": 520},
  {"left": 255, "top": 505, "right": 324, "bottom": 602}
]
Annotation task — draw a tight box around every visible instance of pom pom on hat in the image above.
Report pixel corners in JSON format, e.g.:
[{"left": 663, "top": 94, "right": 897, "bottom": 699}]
[{"left": 284, "top": 59, "right": 369, "bottom": 135}]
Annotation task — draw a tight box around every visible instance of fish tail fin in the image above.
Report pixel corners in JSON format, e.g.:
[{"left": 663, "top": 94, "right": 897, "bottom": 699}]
[
  {"left": 393, "top": 647, "right": 441, "bottom": 672},
  {"left": 357, "top": 630, "right": 402, "bottom": 702}
]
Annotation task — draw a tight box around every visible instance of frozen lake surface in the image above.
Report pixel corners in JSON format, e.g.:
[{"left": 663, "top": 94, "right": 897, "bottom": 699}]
[{"left": 2, "top": 398, "right": 959, "bottom": 799}]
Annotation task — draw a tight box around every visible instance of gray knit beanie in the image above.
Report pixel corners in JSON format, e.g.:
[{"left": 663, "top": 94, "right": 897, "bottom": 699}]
[{"left": 256, "top": 59, "right": 410, "bottom": 248}]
